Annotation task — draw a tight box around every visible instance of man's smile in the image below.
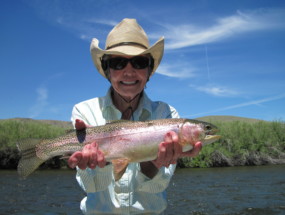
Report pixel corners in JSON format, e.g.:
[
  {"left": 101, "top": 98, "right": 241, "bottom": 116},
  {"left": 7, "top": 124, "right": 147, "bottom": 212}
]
[{"left": 120, "top": 80, "right": 139, "bottom": 85}]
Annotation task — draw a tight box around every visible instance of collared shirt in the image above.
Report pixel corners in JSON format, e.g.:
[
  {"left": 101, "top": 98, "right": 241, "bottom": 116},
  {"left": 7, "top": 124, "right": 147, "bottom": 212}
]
[{"left": 71, "top": 89, "right": 179, "bottom": 215}]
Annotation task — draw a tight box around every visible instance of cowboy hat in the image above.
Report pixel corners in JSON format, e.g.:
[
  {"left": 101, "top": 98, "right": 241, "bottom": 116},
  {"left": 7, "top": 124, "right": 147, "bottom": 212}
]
[{"left": 90, "top": 18, "right": 164, "bottom": 79}]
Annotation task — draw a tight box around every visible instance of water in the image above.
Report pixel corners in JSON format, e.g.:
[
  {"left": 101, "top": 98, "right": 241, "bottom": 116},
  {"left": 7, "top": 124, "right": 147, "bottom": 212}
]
[
  {"left": 166, "top": 165, "right": 285, "bottom": 215},
  {"left": 0, "top": 165, "right": 284, "bottom": 215}
]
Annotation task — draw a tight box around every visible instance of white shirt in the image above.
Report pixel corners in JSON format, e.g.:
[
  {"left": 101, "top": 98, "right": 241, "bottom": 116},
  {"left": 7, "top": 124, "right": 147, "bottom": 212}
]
[{"left": 71, "top": 89, "right": 179, "bottom": 214}]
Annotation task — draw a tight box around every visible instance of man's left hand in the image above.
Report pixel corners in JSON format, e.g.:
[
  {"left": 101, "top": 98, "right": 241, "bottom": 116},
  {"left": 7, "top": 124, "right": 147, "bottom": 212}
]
[{"left": 152, "top": 131, "right": 202, "bottom": 169}]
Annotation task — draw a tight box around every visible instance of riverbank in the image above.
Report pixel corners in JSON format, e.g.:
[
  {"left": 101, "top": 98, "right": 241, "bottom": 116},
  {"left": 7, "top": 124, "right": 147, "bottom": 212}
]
[{"left": 0, "top": 116, "right": 284, "bottom": 169}]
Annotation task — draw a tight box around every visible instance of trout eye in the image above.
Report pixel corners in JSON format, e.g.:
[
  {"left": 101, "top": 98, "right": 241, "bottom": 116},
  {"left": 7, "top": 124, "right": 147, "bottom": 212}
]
[
  {"left": 205, "top": 125, "right": 212, "bottom": 134},
  {"left": 205, "top": 125, "right": 211, "bottom": 130}
]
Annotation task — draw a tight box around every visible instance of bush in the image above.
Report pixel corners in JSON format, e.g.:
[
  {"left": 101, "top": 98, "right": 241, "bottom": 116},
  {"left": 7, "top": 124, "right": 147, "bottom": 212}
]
[{"left": 178, "top": 120, "right": 285, "bottom": 168}]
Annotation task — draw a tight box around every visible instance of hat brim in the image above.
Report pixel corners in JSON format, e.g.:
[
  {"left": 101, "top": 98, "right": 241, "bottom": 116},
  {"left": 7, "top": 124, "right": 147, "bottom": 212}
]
[{"left": 90, "top": 37, "right": 164, "bottom": 79}]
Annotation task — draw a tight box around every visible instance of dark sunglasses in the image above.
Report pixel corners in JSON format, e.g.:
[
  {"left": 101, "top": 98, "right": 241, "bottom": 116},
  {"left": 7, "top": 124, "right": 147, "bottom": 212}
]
[{"left": 107, "top": 56, "right": 151, "bottom": 70}]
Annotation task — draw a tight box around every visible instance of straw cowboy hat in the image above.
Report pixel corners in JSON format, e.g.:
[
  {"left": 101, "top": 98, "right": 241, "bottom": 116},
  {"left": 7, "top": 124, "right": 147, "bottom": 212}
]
[{"left": 90, "top": 18, "right": 164, "bottom": 79}]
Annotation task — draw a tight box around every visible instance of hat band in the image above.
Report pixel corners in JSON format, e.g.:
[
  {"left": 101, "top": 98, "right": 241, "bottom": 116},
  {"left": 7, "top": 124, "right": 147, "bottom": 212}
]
[{"left": 106, "top": 42, "right": 148, "bottom": 50}]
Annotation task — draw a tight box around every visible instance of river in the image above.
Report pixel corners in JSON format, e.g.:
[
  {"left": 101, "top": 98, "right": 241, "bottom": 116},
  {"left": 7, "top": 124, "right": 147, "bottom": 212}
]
[{"left": 1, "top": 165, "right": 284, "bottom": 215}]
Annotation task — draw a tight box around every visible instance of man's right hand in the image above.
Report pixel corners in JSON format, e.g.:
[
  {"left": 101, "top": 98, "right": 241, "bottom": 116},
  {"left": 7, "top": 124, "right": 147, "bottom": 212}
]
[
  {"left": 68, "top": 119, "right": 107, "bottom": 170},
  {"left": 68, "top": 141, "right": 107, "bottom": 170}
]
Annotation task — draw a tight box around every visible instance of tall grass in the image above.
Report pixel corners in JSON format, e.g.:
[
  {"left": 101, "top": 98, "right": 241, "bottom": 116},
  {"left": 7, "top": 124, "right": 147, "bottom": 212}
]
[
  {"left": 0, "top": 119, "right": 68, "bottom": 169},
  {"left": 0, "top": 119, "right": 67, "bottom": 150}
]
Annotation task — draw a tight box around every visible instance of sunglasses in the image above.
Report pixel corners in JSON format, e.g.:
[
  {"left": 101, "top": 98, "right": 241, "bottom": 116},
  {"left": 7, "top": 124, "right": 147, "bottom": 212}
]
[{"left": 107, "top": 56, "right": 151, "bottom": 70}]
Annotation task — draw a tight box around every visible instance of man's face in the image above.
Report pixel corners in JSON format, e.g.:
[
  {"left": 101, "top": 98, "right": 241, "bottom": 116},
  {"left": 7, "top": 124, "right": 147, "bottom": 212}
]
[{"left": 109, "top": 55, "right": 150, "bottom": 101}]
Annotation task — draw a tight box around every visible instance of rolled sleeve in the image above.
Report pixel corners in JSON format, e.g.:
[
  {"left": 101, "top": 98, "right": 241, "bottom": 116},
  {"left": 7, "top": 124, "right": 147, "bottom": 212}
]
[
  {"left": 137, "top": 164, "right": 176, "bottom": 193},
  {"left": 76, "top": 164, "right": 113, "bottom": 193}
]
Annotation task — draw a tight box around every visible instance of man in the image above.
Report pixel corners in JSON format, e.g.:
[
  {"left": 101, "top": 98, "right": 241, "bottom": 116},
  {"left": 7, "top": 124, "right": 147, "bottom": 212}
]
[{"left": 68, "top": 18, "right": 201, "bottom": 214}]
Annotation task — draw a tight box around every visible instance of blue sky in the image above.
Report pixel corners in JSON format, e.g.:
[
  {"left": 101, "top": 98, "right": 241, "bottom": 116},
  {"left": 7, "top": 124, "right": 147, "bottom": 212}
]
[{"left": 1, "top": 0, "right": 285, "bottom": 121}]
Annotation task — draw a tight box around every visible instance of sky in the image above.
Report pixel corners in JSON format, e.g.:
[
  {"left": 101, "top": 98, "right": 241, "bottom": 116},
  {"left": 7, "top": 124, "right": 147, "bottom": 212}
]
[{"left": 1, "top": 0, "right": 285, "bottom": 122}]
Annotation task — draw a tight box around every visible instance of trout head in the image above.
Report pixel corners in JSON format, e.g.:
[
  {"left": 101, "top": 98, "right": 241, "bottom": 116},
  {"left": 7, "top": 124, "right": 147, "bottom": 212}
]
[{"left": 179, "top": 120, "right": 220, "bottom": 150}]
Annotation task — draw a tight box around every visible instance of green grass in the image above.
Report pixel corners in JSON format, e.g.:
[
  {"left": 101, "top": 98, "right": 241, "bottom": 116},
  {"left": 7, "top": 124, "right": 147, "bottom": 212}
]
[
  {"left": 0, "top": 118, "right": 72, "bottom": 169},
  {"left": 0, "top": 119, "right": 70, "bottom": 150}
]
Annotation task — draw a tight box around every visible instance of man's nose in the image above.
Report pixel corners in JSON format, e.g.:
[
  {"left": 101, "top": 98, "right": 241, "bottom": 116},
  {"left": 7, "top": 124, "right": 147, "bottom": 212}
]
[{"left": 123, "top": 62, "right": 136, "bottom": 75}]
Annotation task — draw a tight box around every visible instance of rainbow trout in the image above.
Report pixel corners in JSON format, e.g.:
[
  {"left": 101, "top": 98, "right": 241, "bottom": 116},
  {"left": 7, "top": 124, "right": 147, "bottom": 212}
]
[{"left": 17, "top": 118, "right": 220, "bottom": 180}]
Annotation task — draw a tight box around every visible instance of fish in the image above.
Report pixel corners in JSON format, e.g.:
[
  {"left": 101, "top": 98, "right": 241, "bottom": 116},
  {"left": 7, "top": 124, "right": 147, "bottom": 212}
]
[{"left": 17, "top": 118, "right": 221, "bottom": 180}]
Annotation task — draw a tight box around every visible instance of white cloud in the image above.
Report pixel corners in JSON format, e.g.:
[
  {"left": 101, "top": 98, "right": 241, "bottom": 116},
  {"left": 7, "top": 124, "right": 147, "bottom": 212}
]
[
  {"left": 191, "top": 85, "right": 240, "bottom": 97},
  {"left": 84, "top": 18, "right": 117, "bottom": 27},
  {"left": 156, "top": 63, "right": 196, "bottom": 78},
  {"left": 159, "top": 9, "right": 285, "bottom": 50}
]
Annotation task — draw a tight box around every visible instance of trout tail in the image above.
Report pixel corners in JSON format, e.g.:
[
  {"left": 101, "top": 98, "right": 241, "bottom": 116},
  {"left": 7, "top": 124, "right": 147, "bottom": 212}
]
[{"left": 17, "top": 139, "right": 45, "bottom": 179}]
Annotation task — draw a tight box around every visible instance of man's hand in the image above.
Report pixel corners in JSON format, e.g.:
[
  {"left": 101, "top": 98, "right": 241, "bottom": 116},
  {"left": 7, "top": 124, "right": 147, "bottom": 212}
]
[
  {"left": 68, "top": 141, "right": 106, "bottom": 169},
  {"left": 68, "top": 119, "right": 106, "bottom": 170},
  {"left": 152, "top": 131, "right": 202, "bottom": 169}
]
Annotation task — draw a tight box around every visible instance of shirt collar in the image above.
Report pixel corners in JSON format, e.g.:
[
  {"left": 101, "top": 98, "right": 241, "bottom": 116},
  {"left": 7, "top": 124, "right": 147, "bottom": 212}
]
[{"left": 102, "top": 87, "right": 153, "bottom": 120}]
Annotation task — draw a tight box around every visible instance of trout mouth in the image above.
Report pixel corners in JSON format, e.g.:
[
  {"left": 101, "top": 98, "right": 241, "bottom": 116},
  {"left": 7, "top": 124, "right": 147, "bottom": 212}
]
[
  {"left": 203, "top": 123, "right": 220, "bottom": 145},
  {"left": 203, "top": 134, "right": 221, "bottom": 145}
]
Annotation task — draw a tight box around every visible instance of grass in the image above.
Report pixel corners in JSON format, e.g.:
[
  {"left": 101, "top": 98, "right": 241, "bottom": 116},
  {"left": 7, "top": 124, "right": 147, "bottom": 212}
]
[
  {"left": 0, "top": 119, "right": 72, "bottom": 169},
  {"left": 0, "top": 118, "right": 71, "bottom": 150}
]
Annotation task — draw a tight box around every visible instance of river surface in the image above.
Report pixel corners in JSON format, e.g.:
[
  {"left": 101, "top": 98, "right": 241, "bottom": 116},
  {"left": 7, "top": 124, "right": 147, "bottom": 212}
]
[{"left": 0, "top": 165, "right": 284, "bottom": 215}]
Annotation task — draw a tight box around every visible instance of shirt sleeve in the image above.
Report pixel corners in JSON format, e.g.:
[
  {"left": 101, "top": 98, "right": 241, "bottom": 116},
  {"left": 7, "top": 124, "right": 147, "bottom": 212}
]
[
  {"left": 136, "top": 164, "right": 176, "bottom": 193},
  {"left": 167, "top": 105, "right": 180, "bottom": 119},
  {"left": 76, "top": 165, "right": 113, "bottom": 193}
]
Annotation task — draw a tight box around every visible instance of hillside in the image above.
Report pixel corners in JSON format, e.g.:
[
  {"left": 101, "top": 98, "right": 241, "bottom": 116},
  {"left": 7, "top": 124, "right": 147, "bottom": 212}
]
[
  {"left": 3, "top": 118, "right": 73, "bottom": 129},
  {"left": 195, "top": 115, "right": 263, "bottom": 123}
]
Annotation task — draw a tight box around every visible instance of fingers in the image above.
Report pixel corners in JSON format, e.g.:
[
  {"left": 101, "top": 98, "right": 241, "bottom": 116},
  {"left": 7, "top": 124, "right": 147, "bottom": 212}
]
[
  {"left": 152, "top": 143, "right": 165, "bottom": 169},
  {"left": 67, "top": 142, "right": 106, "bottom": 170},
  {"left": 68, "top": 151, "right": 82, "bottom": 169},
  {"left": 89, "top": 142, "right": 107, "bottom": 168},
  {"left": 165, "top": 131, "right": 181, "bottom": 165},
  {"left": 80, "top": 144, "right": 94, "bottom": 169},
  {"left": 152, "top": 131, "right": 180, "bottom": 168},
  {"left": 152, "top": 131, "right": 203, "bottom": 169},
  {"left": 97, "top": 150, "right": 107, "bottom": 168}
]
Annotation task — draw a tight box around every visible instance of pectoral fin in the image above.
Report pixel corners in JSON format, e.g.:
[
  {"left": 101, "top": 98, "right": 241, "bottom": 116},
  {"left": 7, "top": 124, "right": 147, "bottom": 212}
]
[{"left": 112, "top": 158, "right": 130, "bottom": 181}]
